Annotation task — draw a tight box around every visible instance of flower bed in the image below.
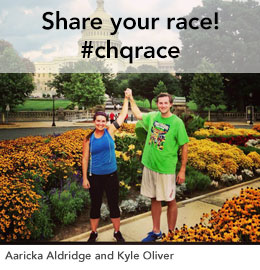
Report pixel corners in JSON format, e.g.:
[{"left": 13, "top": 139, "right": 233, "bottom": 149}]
[
  {"left": 253, "top": 124, "right": 260, "bottom": 133},
  {"left": 209, "top": 135, "right": 259, "bottom": 146},
  {"left": 162, "top": 187, "right": 260, "bottom": 242},
  {"left": 1, "top": 124, "right": 259, "bottom": 242},
  {"left": 204, "top": 122, "right": 235, "bottom": 130},
  {"left": 0, "top": 129, "right": 91, "bottom": 242},
  {"left": 0, "top": 128, "right": 144, "bottom": 242},
  {"left": 187, "top": 137, "right": 260, "bottom": 180},
  {"left": 194, "top": 128, "right": 260, "bottom": 138}
]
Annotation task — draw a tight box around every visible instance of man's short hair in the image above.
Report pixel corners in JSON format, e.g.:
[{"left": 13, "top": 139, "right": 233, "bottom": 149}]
[{"left": 156, "top": 92, "right": 174, "bottom": 103}]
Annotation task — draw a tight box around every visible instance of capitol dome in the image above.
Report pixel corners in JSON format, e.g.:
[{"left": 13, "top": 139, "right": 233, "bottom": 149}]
[{"left": 78, "top": 0, "right": 122, "bottom": 55}]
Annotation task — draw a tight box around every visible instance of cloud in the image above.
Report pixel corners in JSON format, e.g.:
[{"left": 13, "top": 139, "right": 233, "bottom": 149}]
[
  {"left": 3, "top": 0, "right": 258, "bottom": 64},
  {"left": 22, "top": 33, "right": 80, "bottom": 62},
  {"left": 105, "top": 0, "right": 202, "bottom": 17},
  {"left": 59, "top": 0, "right": 93, "bottom": 17},
  {"left": 21, "top": 8, "right": 34, "bottom": 15}
]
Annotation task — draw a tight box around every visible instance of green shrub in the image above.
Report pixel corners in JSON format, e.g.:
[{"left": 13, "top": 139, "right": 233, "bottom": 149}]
[
  {"left": 49, "top": 181, "right": 90, "bottom": 225},
  {"left": 179, "top": 113, "right": 206, "bottom": 136},
  {"left": 135, "top": 121, "right": 148, "bottom": 144},
  {"left": 176, "top": 162, "right": 211, "bottom": 192},
  {"left": 237, "top": 145, "right": 260, "bottom": 155},
  {"left": 27, "top": 199, "right": 54, "bottom": 240},
  {"left": 115, "top": 134, "right": 142, "bottom": 152}
]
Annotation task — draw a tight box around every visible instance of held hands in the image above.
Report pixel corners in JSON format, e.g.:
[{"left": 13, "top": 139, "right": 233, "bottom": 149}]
[
  {"left": 124, "top": 88, "right": 132, "bottom": 99},
  {"left": 82, "top": 178, "right": 90, "bottom": 189}
]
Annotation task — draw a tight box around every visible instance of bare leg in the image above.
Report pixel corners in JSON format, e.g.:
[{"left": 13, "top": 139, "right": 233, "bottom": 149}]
[
  {"left": 151, "top": 198, "right": 161, "bottom": 233},
  {"left": 90, "top": 218, "right": 99, "bottom": 232},
  {"left": 167, "top": 199, "right": 177, "bottom": 231},
  {"left": 111, "top": 217, "right": 120, "bottom": 232}
]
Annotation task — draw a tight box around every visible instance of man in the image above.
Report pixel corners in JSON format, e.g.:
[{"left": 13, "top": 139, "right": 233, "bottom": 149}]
[{"left": 126, "top": 89, "right": 189, "bottom": 242}]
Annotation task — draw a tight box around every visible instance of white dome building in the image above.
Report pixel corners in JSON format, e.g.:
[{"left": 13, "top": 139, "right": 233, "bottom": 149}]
[
  {"left": 78, "top": 0, "right": 122, "bottom": 55},
  {"left": 32, "top": 0, "right": 174, "bottom": 97}
]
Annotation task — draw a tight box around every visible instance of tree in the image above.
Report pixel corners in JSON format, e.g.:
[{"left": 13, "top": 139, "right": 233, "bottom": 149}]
[
  {"left": 0, "top": 40, "right": 35, "bottom": 123},
  {"left": 62, "top": 73, "right": 105, "bottom": 109},
  {"left": 176, "top": 0, "right": 260, "bottom": 73},
  {"left": 176, "top": 73, "right": 195, "bottom": 101},
  {"left": 222, "top": 73, "right": 260, "bottom": 111},
  {"left": 0, "top": 73, "right": 34, "bottom": 122},
  {"left": 153, "top": 81, "right": 167, "bottom": 97},
  {"left": 190, "top": 72, "right": 224, "bottom": 120},
  {"left": 0, "top": 40, "right": 35, "bottom": 73},
  {"left": 127, "top": 66, "right": 181, "bottom": 108},
  {"left": 47, "top": 59, "right": 113, "bottom": 99}
]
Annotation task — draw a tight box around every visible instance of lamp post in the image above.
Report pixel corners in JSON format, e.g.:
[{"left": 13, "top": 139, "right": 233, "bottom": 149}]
[
  {"left": 52, "top": 94, "right": 56, "bottom": 127},
  {"left": 249, "top": 92, "right": 253, "bottom": 125}
]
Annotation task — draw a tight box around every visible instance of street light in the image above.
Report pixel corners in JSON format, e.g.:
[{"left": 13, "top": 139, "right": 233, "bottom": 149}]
[{"left": 52, "top": 94, "right": 56, "bottom": 127}]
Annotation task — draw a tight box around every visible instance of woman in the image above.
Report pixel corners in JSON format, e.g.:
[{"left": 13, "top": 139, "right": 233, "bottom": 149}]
[{"left": 82, "top": 91, "right": 129, "bottom": 242}]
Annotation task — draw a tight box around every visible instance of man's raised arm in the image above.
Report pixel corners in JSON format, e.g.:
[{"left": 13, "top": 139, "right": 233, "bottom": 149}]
[{"left": 125, "top": 88, "right": 143, "bottom": 120}]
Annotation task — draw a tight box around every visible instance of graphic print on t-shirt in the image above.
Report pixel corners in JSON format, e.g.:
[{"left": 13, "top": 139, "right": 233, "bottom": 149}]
[{"left": 149, "top": 121, "right": 170, "bottom": 150}]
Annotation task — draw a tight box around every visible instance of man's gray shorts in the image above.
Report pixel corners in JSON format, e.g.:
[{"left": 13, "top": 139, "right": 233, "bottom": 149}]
[{"left": 141, "top": 166, "right": 176, "bottom": 201}]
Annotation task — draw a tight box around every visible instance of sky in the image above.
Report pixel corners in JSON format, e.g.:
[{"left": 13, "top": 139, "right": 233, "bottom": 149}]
[{"left": 0, "top": 0, "right": 204, "bottom": 62}]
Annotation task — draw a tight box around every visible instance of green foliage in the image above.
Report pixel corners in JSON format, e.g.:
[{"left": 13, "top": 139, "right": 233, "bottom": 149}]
[
  {"left": 115, "top": 134, "right": 142, "bottom": 152},
  {"left": 117, "top": 154, "right": 143, "bottom": 187},
  {"left": 115, "top": 135, "right": 143, "bottom": 186},
  {"left": 0, "top": 40, "right": 35, "bottom": 73},
  {"left": 0, "top": 40, "right": 35, "bottom": 120},
  {"left": 175, "top": 0, "right": 260, "bottom": 72},
  {"left": 176, "top": 163, "right": 211, "bottom": 192},
  {"left": 62, "top": 73, "right": 105, "bottom": 108},
  {"left": 27, "top": 199, "right": 54, "bottom": 240},
  {"left": 135, "top": 120, "right": 148, "bottom": 144},
  {"left": 153, "top": 80, "right": 167, "bottom": 97},
  {"left": 128, "top": 70, "right": 181, "bottom": 108},
  {"left": 119, "top": 182, "right": 131, "bottom": 201},
  {"left": 176, "top": 73, "right": 194, "bottom": 101},
  {"left": 190, "top": 71, "right": 224, "bottom": 111},
  {"left": 0, "top": 73, "right": 34, "bottom": 113},
  {"left": 179, "top": 113, "right": 206, "bottom": 136},
  {"left": 49, "top": 181, "right": 90, "bottom": 225},
  {"left": 237, "top": 146, "right": 260, "bottom": 155}
]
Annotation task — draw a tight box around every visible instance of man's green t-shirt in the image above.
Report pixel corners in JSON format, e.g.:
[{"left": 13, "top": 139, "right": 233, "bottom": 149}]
[{"left": 141, "top": 111, "right": 189, "bottom": 174}]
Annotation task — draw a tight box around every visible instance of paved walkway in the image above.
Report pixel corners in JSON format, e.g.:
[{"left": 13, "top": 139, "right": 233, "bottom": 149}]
[
  {"left": 62, "top": 178, "right": 260, "bottom": 242},
  {"left": 0, "top": 121, "right": 136, "bottom": 141},
  {"left": 0, "top": 120, "right": 258, "bottom": 130}
]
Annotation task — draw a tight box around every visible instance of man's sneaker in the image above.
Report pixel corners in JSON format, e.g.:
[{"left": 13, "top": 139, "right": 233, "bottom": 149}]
[
  {"left": 114, "top": 231, "right": 125, "bottom": 243},
  {"left": 142, "top": 231, "right": 162, "bottom": 242},
  {"left": 87, "top": 231, "right": 98, "bottom": 242}
]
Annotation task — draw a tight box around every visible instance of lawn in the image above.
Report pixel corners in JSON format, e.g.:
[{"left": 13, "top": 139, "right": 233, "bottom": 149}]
[
  {"left": 135, "top": 99, "right": 158, "bottom": 110},
  {"left": 14, "top": 99, "right": 72, "bottom": 111},
  {"left": 134, "top": 99, "right": 226, "bottom": 112}
]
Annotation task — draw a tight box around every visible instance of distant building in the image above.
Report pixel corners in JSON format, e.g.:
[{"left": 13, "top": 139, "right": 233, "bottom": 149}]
[{"left": 33, "top": 0, "right": 174, "bottom": 97}]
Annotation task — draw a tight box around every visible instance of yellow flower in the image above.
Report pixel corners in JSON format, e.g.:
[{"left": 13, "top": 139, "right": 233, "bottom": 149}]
[
  {"left": 115, "top": 151, "right": 122, "bottom": 158},
  {"left": 136, "top": 150, "right": 142, "bottom": 156},
  {"left": 128, "top": 144, "right": 135, "bottom": 151},
  {"left": 122, "top": 153, "right": 130, "bottom": 161}
]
